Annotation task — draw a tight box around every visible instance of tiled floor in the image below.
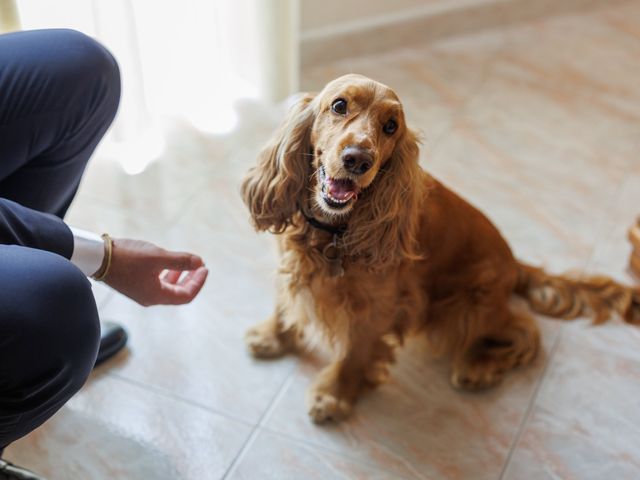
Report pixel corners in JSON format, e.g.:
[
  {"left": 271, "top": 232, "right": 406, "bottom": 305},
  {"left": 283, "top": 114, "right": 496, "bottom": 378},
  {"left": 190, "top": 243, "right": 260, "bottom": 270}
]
[{"left": 6, "top": 1, "right": 640, "bottom": 478}]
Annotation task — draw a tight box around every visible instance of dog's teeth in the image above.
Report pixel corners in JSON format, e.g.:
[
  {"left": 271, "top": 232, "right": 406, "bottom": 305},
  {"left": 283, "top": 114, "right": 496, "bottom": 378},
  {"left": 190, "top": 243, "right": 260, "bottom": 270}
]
[{"left": 327, "top": 192, "right": 348, "bottom": 204}]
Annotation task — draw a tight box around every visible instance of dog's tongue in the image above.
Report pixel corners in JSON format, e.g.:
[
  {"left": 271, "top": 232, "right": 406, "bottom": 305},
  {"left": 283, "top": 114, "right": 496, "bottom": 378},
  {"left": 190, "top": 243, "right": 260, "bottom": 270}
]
[{"left": 327, "top": 177, "right": 358, "bottom": 201}]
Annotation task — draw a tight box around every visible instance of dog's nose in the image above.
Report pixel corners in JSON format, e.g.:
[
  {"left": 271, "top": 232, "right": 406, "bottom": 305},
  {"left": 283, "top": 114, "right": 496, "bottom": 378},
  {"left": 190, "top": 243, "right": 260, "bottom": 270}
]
[{"left": 342, "top": 147, "right": 373, "bottom": 175}]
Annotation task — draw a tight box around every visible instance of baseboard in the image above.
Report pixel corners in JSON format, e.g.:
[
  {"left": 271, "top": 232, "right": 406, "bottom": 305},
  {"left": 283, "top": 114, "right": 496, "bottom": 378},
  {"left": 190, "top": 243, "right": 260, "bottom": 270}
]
[{"left": 300, "top": 0, "right": 625, "bottom": 68}]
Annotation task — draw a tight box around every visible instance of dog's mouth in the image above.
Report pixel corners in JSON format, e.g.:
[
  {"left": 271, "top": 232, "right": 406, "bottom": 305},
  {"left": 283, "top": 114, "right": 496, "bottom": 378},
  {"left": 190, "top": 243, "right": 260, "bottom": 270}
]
[{"left": 318, "top": 165, "right": 360, "bottom": 211}]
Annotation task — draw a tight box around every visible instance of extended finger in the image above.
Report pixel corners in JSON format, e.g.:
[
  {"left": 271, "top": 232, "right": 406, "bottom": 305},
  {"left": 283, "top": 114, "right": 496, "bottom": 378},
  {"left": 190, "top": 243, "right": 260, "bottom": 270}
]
[
  {"left": 161, "top": 269, "right": 182, "bottom": 284},
  {"left": 177, "top": 268, "right": 204, "bottom": 285},
  {"left": 159, "top": 267, "right": 208, "bottom": 304}
]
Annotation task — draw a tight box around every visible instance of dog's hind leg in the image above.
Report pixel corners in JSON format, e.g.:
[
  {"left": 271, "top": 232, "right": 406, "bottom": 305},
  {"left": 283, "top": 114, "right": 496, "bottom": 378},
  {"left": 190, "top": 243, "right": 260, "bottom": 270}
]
[{"left": 450, "top": 303, "right": 540, "bottom": 390}]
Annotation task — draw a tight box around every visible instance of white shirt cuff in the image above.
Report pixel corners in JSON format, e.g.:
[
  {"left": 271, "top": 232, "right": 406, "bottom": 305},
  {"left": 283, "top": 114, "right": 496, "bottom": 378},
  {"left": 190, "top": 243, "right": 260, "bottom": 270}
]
[{"left": 70, "top": 227, "right": 105, "bottom": 276}]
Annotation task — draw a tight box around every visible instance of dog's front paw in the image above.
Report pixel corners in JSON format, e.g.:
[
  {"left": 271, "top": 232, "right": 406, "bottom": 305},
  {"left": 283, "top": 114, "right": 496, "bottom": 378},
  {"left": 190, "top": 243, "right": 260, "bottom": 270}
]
[
  {"left": 245, "top": 325, "right": 288, "bottom": 359},
  {"left": 306, "top": 390, "right": 352, "bottom": 424}
]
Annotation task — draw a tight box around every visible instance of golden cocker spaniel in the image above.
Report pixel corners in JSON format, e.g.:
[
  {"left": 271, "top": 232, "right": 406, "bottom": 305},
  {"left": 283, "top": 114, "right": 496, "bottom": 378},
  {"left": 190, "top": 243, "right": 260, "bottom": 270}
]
[{"left": 241, "top": 74, "right": 640, "bottom": 424}]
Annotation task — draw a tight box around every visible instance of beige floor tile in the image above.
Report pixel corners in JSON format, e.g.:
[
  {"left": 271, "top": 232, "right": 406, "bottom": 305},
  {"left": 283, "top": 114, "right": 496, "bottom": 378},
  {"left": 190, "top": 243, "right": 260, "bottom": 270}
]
[
  {"left": 262, "top": 319, "right": 559, "bottom": 480},
  {"left": 502, "top": 334, "right": 640, "bottom": 480},
  {"left": 228, "top": 430, "right": 405, "bottom": 480},
  {"left": 95, "top": 282, "right": 296, "bottom": 423},
  {"left": 424, "top": 10, "right": 640, "bottom": 274},
  {"left": 3, "top": 374, "right": 252, "bottom": 480},
  {"left": 586, "top": 170, "right": 640, "bottom": 284},
  {"left": 301, "top": 28, "right": 507, "bottom": 152},
  {"left": 90, "top": 279, "right": 115, "bottom": 310},
  {"left": 558, "top": 170, "right": 640, "bottom": 363},
  {"left": 426, "top": 122, "right": 609, "bottom": 273}
]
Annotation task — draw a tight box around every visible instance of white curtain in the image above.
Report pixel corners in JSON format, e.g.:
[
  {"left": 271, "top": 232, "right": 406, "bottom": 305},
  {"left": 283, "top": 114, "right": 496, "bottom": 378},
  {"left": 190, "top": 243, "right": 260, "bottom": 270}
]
[{"left": 8, "top": 0, "right": 299, "bottom": 174}]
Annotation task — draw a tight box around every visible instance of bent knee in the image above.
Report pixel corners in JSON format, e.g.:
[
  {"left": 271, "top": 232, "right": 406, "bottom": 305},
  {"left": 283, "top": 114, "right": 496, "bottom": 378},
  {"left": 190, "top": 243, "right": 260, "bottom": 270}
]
[
  {"left": 52, "top": 29, "right": 120, "bottom": 81},
  {"left": 0, "top": 247, "right": 101, "bottom": 376},
  {"left": 43, "top": 29, "right": 121, "bottom": 116},
  {"left": 39, "top": 252, "right": 101, "bottom": 369}
]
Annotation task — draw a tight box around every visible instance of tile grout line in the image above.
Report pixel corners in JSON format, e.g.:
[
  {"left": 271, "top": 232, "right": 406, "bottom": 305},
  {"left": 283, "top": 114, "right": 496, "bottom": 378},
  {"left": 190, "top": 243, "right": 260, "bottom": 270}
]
[
  {"left": 497, "top": 325, "right": 564, "bottom": 480},
  {"left": 495, "top": 26, "right": 634, "bottom": 474},
  {"left": 496, "top": 167, "right": 603, "bottom": 480},
  {"left": 499, "top": 159, "right": 632, "bottom": 479},
  {"left": 222, "top": 361, "right": 419, "bottom": 480},
  {"left": 103, "top": 371, "right": 255, "bottom": 428},
  {"left": 109, "top": 365, "right": 422, "bottom": 478},
  {"left": 96, "top": 290, "right": 115, "bottom": 311},
  {"left": 220, "top": 368, "right": 298, "bottom": 479},
  {"left": 218, "top": 421, "right": 261, "bottom": 480}
]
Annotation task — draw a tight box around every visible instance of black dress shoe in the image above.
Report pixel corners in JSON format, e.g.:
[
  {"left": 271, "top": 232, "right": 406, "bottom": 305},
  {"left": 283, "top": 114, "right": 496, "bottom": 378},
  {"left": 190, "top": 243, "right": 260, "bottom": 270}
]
[
  {"left": 94, "top": 320, "right": 128, "bottom": 367},
  {"left": 0, "top": 459, "right": 46, "bottom": 480}
]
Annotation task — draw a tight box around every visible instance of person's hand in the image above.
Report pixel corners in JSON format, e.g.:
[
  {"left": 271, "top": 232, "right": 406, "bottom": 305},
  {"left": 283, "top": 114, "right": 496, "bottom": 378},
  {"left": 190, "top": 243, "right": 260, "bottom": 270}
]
[{"left": 103, "top": 238, "right": 208, "bottom": 306}]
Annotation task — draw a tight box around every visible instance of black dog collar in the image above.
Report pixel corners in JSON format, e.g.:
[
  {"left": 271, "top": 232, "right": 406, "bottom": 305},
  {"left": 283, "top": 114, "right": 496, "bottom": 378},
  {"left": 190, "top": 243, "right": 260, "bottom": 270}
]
[{"left": 300, "top": 209, "right": 347, "bottom": 236}]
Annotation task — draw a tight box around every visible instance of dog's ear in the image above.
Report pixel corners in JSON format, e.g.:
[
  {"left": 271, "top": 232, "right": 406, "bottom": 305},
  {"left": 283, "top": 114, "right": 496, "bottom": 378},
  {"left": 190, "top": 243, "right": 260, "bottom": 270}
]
[
  {"left": 241, "top": 94, "right": 316, "bottom": 233},
  {"left": 345, "top": 127, "right": 426, "bottom": 269}
]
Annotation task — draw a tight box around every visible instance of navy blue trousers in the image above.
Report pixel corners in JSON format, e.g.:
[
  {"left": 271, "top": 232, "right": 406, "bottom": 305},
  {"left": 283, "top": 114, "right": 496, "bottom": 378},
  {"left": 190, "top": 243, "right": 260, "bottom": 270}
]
[{"left": 0, "top": 29, "right": 120, "bottom": 452}]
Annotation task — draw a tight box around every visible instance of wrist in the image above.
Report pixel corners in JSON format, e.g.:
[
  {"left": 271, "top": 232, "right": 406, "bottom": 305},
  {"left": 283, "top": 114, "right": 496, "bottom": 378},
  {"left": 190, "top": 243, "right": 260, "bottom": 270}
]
[{"left": 69, "top": 227, "right": 105, "bottom": 276}]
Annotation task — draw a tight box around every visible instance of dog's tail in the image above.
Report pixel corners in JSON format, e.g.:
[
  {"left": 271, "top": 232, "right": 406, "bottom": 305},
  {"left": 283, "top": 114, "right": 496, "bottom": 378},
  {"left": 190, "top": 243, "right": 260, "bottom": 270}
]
[{"left": 514, "top": 262, "right": 640, "bottom": 325}]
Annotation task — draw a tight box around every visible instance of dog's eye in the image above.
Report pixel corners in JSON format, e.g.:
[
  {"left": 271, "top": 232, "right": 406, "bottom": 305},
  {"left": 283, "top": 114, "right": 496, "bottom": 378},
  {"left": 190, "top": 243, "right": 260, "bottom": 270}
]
[
  {"left": 383, "top": 119, "right": 398, "bottom": 135},
  {"left": 331, "top": 98, "right": 348, "bottom": 115}
]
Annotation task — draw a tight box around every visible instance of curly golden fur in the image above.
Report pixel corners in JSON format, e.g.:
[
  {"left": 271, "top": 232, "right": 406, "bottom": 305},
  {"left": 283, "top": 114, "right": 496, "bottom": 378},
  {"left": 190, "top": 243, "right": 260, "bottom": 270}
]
[{"left": 241, "top": 74, "right": 640, "bottom": 424}]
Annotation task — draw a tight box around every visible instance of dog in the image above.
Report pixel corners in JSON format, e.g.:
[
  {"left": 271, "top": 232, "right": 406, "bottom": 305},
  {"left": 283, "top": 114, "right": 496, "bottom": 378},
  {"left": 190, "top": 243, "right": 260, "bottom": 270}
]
[{"left": 241, "top": 74, "right": 640, "bottom": 424}]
